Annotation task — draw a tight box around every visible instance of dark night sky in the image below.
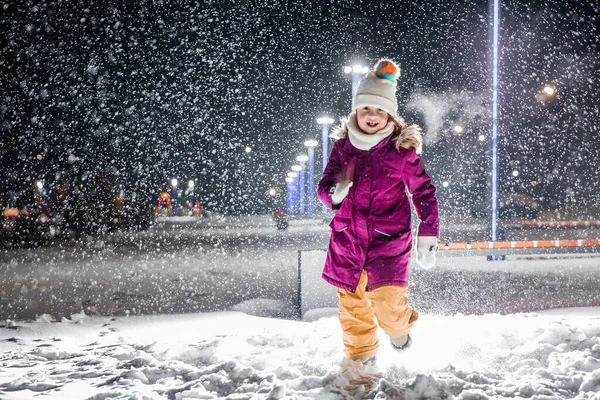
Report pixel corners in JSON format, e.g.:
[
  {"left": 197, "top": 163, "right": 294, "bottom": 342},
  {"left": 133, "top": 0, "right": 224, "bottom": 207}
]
[{"left": 1, "top": 0, "right": 599, "bottom": 215}]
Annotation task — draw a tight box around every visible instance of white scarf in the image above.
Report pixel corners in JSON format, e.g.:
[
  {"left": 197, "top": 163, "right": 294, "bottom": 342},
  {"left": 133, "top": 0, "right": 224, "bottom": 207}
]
[{"left": 347, "top": 113, "right": 395, "bottom": 151}]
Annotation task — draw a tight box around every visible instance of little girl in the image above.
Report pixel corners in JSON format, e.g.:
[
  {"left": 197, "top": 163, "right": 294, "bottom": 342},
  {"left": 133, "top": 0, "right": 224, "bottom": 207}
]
[{"left": 318, "top": 59, "right": 439, "bottom": 366}]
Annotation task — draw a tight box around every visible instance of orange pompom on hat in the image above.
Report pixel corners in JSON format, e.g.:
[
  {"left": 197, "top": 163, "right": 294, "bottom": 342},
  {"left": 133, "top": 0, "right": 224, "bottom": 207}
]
[{"left": 352, "top": 59, "right": 400, "bottom": 117}]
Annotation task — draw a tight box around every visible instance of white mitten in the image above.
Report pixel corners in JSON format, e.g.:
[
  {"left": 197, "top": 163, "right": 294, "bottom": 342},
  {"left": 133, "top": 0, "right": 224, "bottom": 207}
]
[
  {"left": 416, "top": 236, "right": 438, "bottom": 269},
  {"left": 331, "top": 181, "right": 353, "bottom": 205}
]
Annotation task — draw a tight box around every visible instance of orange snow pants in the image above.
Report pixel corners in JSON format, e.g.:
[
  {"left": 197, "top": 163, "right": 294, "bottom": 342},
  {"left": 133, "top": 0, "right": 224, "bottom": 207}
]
[{"left": 337, "top": 270, "right": 419, "bottom": 360}]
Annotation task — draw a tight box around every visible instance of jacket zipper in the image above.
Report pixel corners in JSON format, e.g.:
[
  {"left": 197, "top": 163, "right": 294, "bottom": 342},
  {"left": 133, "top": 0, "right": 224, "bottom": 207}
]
[{"left": 374, "top": 229, "right": 391, "bottom": 237}]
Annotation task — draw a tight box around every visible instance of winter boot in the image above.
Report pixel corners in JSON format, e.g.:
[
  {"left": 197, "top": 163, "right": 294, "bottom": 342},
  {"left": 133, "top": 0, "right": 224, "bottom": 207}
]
[
  {"left": 390, "top": 334, "right": 412, "bottom": 352},
  {"left": 340, "top": 355, "right": 379, "bottom": 376},
  {"left": 357, "top": 356, "right": 377, "bottom": 369}
]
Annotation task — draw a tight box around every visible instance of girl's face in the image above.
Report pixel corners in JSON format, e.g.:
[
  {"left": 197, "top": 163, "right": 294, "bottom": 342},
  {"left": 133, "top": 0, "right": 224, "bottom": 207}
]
[{"left": 356, "top": 106, "right": 390, "bottom": 134}]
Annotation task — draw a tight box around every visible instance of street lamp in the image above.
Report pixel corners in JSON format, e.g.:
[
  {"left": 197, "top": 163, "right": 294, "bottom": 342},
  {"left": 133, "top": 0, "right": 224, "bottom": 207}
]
[
  {"left": 296, "top": 155, "right": 309, "bottom": 215},
  {"left": 290, "top": 167, "right": 301, "bottom": 214},
  {"left": 286, "top": 172, "right": 298, "bottom": 214},
  {"left": 490, "top": 0, "right": 500, "bottom": 241},
  {"left": 285, "top": 177, "right": 294, "bottom": 214},
  {"left": 453, "top": 124, "right": 464, "bottom": 135},
  {"left": 171, "top": 178, "right": 178, "bottom": 216},
  {"left": 317, "top": 117, "right": 334, "bottom": 172},
  {"left": 188, "top": 180, "right": 195, "bottom": 212},
  {"left": 317, "top": 117, "right": 334, "bottom": 216},
  {"left": 542, "top": 84, "right": 556, "bottom": 97},
  {"left": 304, "top": 139, "right": 318, "bottom": 216},
  {"left": 342, "top": 64, "right": 369, "bottom": 100},
  {"left": 245, "top": 146, "right": 252, "bottom": 153}
]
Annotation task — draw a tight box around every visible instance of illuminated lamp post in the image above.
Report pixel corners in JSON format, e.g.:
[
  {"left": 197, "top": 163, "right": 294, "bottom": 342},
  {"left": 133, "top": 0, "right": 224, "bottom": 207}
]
[
  {"left": 317, "top": 117, "right": 334, "bottom": 216},
  {"left": 342, "top": 64, "right": 369, "bottom": 101},
  {"left": 490, "top": 0, "right": 500, "bottom": 241},
  {"left": 296, "top": 156, "right": 308, "bottom": 215},
  {"left": 304, "top": 139, "right": 318, "bottom": 216},
  {"left": 286, "top": 172, "right": 297, "bottom": 214},
  {"left": 291, "top": 164, "right": 302, "bottom": 214},
  {"left": 453, "top": 124, "right": 464, "bottom": 135},
  {"left": 542, "top": 84, "right": 556, "bottom": 98},
  {"left": 188, "top": 180, "right": 195, "bottom": 213},
  {"left": 317, "top": 117, "right": 334, "bottom": 172},
  {"left": 171, "top": 178, "right": 178, "bottom": 216}
]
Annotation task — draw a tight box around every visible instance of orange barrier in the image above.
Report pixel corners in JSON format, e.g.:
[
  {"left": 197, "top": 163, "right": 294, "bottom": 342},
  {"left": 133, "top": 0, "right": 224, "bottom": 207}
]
[
  {"left": 515, "top": 220, "right": 600, "bottom": 228},
  {"left": 438, "top": 238, "right": 600, "bottom": 251}
]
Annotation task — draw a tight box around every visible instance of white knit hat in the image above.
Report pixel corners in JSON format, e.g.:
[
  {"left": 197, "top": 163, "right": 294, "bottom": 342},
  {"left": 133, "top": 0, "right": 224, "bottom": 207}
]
[{"left": 352, "top": 59, "right": 400, "bottom": 117}]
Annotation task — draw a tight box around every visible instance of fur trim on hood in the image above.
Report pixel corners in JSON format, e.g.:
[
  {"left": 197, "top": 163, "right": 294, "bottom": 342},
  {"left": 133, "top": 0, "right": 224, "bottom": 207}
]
[{"left": 331, "top": 113, "right": 424, "bottom": 154}]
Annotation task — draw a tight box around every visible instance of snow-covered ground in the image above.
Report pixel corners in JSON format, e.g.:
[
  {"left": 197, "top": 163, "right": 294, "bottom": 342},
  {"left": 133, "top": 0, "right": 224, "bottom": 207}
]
[
  {"left": 2, "top": 215, "right": 600, "bottom": 399},
  {"left": 1, "top": 306, "right": 600, "bottom": 399}
]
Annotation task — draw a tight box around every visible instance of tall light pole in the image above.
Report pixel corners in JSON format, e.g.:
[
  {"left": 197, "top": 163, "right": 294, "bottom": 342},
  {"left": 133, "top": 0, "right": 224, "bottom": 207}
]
[
  {"left": 285, "top": 176, "right": 294, "bottom": 214},
  {"left": 342, "top": 64, "right": 369, "bottom": 103},
  {"left": 490, "top": 0, "right": 500, "bottom": 241},
  {"left": 317, "top": 117, "right": 334, "bottom": 173},
  {"left": 188, "top": 180, "right": 195, "bottom": 211},
  {"left": 304, "top": 140, "right": 318, "bottom": 216},
  {"left": 296, "top": 155, "right": 308, "bottom": 215},
  {"left": 171, "top": 178, "right": 178, "bottom": 217},
  {"left": 317, "top": 117, "right": 334, "bottom": 216},
  {"left": 291, "top": 165, "right": 302, "bottom": 214}
]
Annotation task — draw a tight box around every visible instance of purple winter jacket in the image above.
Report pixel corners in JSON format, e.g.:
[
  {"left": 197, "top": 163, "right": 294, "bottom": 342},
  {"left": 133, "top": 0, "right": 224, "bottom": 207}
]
[{"left": 318, "top": 129, "right": 439, "bottom": 292}]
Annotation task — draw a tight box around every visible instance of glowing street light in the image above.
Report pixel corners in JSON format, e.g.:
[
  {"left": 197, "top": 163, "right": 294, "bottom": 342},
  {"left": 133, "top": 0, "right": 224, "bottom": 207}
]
[
  {"left": 285, "top": 176, "right": 296, "bottom": 214},
  {"left": 542, "top": 84, "right": 556, "bottom": 96},
  {"left": 342, "top": 63, "right": 369, "bottom": 101},
  {"left": 442, "top": 181, "right": 450, "bottom": 188},
  {"left": 187, "top": 180, "right": 196, "bottom": 210},
  {"left": 296, "top": 155, "right": 309, "bottom": 215},
  {"left": 171, "top": 178, "right": 179, "bottom": 216},
  {"left": 245, "top": 146, "right": 252, "bottom": 153},
  {"left": 288, "top": 167, "right": 301, "bottom": 214},
  {"left": 317, "top": 116, "right": 334, "bottom": 216},
  {"left": 304, "top": 140, "right": 318, "bottom": 216},
  {"left": 453, "top": 124, "right": 464, "bottom": 134},
  {"left": 512, "top": 169, "right": 520, "bottom": 177},
  {"left": 490, "top": 0, "right": 500, "bottom": 241},
  {"left": 317, "top": 116, "right": 334, "bottom": 173},
  {"left": 478, "top": 134, "right": 486, "bottom": 142},
  {"left": 316, "top": 117, "right": 334, "bottom": 124},
  {"left": 269, "top": 188, "right": 277, "bottom": 196}
]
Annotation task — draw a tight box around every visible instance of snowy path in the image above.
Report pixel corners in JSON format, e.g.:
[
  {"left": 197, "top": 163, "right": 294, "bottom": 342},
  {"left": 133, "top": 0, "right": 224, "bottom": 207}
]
[
  {"left": 1, "top": 308, "right": 600, "bottom": 399},
  {"left": 0, "top": 218, "right": 330, "bottom": 320},
  {"left": 2, "top": 216, "right": 600, "bottom": 320}
]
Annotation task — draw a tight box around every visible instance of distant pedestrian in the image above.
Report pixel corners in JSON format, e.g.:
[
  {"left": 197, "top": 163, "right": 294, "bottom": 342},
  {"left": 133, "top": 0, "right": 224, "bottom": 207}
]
[{"left": 318, "top": 59, "right": 440, "bottom": 369}]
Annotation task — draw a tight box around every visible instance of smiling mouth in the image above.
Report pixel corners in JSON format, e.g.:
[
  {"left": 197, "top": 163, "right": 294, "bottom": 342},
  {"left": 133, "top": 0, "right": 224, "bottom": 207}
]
[{"left": 366, "top": 121, "right": 378, "bottom": 128}]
